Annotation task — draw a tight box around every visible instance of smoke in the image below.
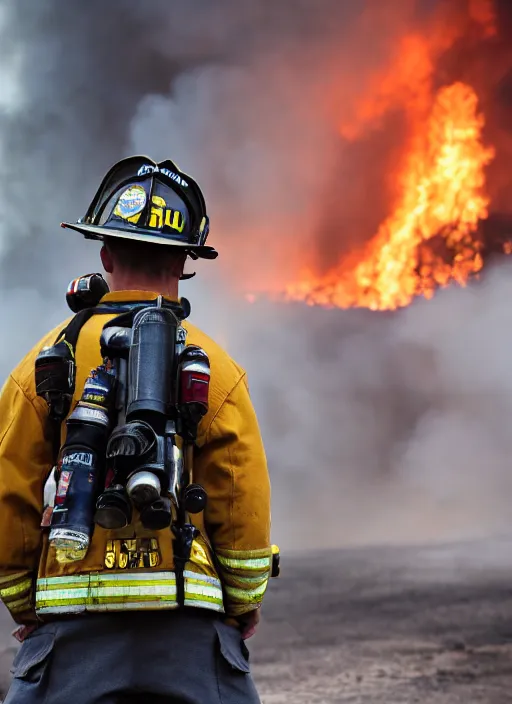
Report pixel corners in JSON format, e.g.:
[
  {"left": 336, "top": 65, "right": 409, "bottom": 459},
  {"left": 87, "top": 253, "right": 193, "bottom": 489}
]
[
  {"left": 234, "top": 260, "right": 512, "bottom": 551},
  {"left": 0, "top": 0, "right": 511, "bottom": 556}
]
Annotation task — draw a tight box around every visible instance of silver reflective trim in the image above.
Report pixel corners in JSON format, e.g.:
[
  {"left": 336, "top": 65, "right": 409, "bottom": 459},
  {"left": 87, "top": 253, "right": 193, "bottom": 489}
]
[
  {"left": 37, "top": 585, "right": 176, "bottom": 601},
  {"left": 37, "top": 587, "right": 89, "bottom": 601},
  {"left": 181, "top": 361, "right": 210, "bottom": 374},
  {"left": 39, "top": 571, "right": 177, "bottom": 587},
  {"left": 183, "top": 599, "right": 224, "bottom": 612},
  {"left": 49, "top": 528, "right": 89, "bottom": 551},
  {"left": 87, "top": 600, "right": 180, "bottom": 612},
  {"left": 183, "top": 571, "right": 221, "bottom": 587},
  {"left": 168, "top": 444, "right": 183, "bottom": 504},
  {"left": 84, "top": 382, "right": 110, "bottom": 394},
  {"left": 38, "top": 600, "right": 181, "bottom": 615},
  {"left": 35, "top": 570, "right": 225, "bottom": 615},
  {"left": 69, "top": 405, "right": 109, "bottom": 426},
  {"left": 37, "top": 604, "right": 86, "bottom": 615},
  {"left": 38, "top": 574, "right": 91, "bottom": 588}
]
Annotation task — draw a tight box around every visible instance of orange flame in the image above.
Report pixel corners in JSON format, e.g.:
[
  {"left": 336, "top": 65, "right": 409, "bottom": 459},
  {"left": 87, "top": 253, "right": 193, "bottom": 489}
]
[
  {"left": 250, "top": 2, "right": 499, "bottom": 311},
  {"left": 284, "top": 82, "right": 495, "bottom": 311}
]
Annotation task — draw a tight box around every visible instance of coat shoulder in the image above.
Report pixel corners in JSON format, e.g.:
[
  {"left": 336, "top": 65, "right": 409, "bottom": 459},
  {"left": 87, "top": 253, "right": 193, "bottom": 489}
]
[
  {"left": 9, "top": 320, "right": 72, "bottom": 402},
  {"left": 184, "top": 322, "right": 246, "bottom": 403}
]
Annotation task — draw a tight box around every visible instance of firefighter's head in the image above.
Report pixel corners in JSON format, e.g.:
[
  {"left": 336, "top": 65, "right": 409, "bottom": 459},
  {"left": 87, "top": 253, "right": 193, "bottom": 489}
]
[{"left": 61, "top": 156, "right": 217, "bottom": 287}]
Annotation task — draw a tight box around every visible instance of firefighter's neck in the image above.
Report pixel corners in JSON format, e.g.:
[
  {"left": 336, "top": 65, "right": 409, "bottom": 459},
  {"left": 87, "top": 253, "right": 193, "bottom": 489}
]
[
  {"left": 100, "top": 245, "right": 181, "bottom": 300},
  {"left": 107, "top": 270, "right": 180, "bottom": 300}
]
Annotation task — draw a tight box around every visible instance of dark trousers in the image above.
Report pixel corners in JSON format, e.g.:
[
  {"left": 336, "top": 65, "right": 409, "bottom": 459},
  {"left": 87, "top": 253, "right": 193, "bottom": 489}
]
[{"left": 4, "top": 609, "right": 261, "bottom": 704}]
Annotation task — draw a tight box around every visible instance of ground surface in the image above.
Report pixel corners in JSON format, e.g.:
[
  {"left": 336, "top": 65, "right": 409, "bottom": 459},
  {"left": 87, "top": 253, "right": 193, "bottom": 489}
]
[
  {"left": 251, "top": 537, "right": 512, "bottom": 703},
  {"left": 2, "top": 537, "right": 512, "bottom": 702}
]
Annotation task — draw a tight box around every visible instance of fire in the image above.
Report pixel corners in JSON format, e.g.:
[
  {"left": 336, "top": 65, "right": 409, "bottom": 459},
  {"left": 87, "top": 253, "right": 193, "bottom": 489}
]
[
  {"left": 284, "top": 82, "right": 495, "bottom": 311},
  {"left": 266, "top": 2, "right": 498, "bottom": 311},
  {"left": 469, "top": 0, "right": 497, "bottom": 38}
]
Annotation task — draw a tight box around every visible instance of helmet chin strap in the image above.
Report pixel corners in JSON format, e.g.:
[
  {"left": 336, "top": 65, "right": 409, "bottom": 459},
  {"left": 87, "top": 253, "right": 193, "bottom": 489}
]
[{"left": 180, "top": 252, "right": 197, "bottom": 280}]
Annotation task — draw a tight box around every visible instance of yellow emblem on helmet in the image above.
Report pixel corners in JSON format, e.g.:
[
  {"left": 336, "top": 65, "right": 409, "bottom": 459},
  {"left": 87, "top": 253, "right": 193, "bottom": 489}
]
[
  {"left": 114, "top": 185, "right": 147, "bottom": 224},
  {"left": 148, "top": 195, "right": 185, "bottom": 233},
  {"left": 113, "top": 186, "right": 186, "bottom": 233}
]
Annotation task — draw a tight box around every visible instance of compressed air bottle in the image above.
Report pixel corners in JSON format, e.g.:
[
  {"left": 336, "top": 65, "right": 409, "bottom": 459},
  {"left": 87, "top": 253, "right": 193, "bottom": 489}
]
[{"left": 49, "top": 366, "right": 115, "bottom": 563}]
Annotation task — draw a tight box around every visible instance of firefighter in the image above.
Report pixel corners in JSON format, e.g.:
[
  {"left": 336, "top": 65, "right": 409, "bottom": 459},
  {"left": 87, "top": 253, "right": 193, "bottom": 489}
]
[{"left": 0, "top": 156, "right": 273, "bottom": 703}]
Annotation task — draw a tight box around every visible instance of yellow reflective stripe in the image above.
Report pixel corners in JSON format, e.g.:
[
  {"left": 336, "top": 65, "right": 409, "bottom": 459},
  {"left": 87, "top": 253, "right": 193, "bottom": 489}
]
[
  {"left": 8, "top": 596, "right": 33, "bottom": 613},
  {"left": 39, "top": 572, "right": 176, "bottom": 588},
  {"left": 185, "top": 592, "right": 223, "bottom": 606},
  {"left": 0, "top": 572, "right": 30, "bottom": 586},
  {"left": 224, "top": 580, "right": 268, "bottom": 603},
  {"left": 36, "top": 570, "right": 226, "bottom": 610},
  {"left": 0, "top": 574, "right": 34, "bottom": 616},
  {"left": 38, "top": 575, "right": 175, "bottom": 591},
  {"left": 0, "top": 578, "right": 32, "bottom": 599},
  {"left": 217, "top": 548, "right": 271, "bottom": 559},
  {"left": 216, "top": 555, "right": 271, "bottom": 571},
  {"left": 36, "top": 570, "right": 227, "bottom": 614},
  {"left": 38, "top": 597, "right": 87, "bottom": 609},
  {"left": 226, "top": 573, "right": 268, "bottom": 588},
  {"left": 185, "top": 583, "right": 223, "bottom": 603},
  {"left": 36, "top": 573, "right": 178, "bottom": 607},
  {"left": 37, "top": 584, "right": 176, "bottom": 601},
  {"left": 37, "top": 594, "right": 176, "bottom": 608},
  {"left": 184, "top": 570, "right": 223, "bottom": 607}
]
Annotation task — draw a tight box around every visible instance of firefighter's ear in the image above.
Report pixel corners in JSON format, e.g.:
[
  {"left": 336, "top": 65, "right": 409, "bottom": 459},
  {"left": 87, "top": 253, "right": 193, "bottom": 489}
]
[{"left": 100, "top": 244, "right": 114, "bottom": 274}]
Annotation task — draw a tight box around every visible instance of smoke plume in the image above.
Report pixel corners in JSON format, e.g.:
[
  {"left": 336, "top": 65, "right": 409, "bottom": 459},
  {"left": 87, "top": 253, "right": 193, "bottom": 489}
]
[{"left": 0, "top": 0, "right": 511, "bottom": 558}]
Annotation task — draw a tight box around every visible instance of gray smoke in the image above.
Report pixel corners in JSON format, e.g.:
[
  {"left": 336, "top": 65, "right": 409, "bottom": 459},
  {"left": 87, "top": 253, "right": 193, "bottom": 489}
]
[
  {"left": 236, "top": 263, "right": 512, "bottom": 551},
  {"left": 0, "top": 0, "right": 510, "bottom": 556}
]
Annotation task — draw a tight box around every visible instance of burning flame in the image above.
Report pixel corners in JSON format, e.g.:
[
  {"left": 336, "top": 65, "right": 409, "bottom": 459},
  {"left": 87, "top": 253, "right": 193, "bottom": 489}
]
[
  {"left": 253, "top": 2, "right": 498, "bottom": 311},
  {"left": 284, "top": 82, "right": 495, "bottom": 311}
]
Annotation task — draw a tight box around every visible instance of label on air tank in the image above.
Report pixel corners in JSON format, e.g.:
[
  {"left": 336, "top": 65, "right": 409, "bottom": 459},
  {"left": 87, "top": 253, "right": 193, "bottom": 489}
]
[
  {"left": 55, "top": 470, "right": 72, "bottom": 505},
  {"left": 61, "top": 452, "right": 93, "bottom": 466}
]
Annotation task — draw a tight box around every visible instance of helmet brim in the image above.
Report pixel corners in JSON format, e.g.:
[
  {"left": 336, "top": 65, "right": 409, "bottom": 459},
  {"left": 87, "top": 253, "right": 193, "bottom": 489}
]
[{"left": 61, "top": 221, "right": 218, "bottom": 260}]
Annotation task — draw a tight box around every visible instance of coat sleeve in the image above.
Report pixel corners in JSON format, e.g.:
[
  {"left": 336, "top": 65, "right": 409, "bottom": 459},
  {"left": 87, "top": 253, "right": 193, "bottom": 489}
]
[
  {"left": 195, "top": 373, "right": 272, "bottom": 618},
  {"left": 0, "top": 374, "right": 53, "bottom": 624}
]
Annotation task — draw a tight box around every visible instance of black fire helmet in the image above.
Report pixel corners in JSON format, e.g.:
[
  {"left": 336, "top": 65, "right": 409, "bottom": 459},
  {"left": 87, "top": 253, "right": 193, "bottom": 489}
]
[{"left": 61, "top": 155, "right": 217, "bottom": 260}]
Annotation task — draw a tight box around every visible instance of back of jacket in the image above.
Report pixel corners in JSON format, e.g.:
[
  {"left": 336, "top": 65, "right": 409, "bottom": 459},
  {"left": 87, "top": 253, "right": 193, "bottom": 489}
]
[{"left": 0, "top": 291, "right": 272, "bottom": 624}]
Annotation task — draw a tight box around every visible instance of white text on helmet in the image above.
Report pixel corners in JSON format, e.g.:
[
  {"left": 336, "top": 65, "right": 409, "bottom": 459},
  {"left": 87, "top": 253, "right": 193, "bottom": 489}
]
[{"left": 137, "top": 164, "right": 189, "bottom": 188}]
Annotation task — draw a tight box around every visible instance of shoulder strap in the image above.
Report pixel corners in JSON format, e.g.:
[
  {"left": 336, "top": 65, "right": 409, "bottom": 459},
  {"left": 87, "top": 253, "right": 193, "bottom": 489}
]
[
  {"left": 47, "top": 306, "right": 120, "bottom": 460},
  {"left": 55, "top": 306, "right": 112, "bottom": 348}
]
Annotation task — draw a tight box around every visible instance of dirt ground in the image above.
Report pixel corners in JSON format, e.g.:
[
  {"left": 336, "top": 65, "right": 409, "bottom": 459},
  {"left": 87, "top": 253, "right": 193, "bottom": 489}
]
[
  {"left": 2, "top": 537, "right": 512, "bottom": 702},
  {"left": 251, "top": 537, "right": 512, "bottom": 703}
]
